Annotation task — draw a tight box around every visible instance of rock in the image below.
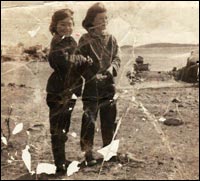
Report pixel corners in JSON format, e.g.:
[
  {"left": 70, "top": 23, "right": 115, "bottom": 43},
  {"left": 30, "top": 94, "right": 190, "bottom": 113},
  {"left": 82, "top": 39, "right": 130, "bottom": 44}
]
[
  {"left": 163, "top": 92, "right": 167, "bottom": 94},
  {"left": 27, "top": 124, "right": 44, "bottom": 132},
  {"left": 8, "top": 83, "right": 16, "bottom": 87},
  {"left": 158, "top": 161, "right": 164, "bottom": 165},
  {"left": 33, "top": 124, "right": 44, "bottom": 128},
  {"left": 172, "top": 98, "right": 181, "bottom": 103},
  {"left": 27, "top": 127, "right": 35, "bottom": 132},
  {"left": 163, "top": 118, "right": 183, "bottom": 126},
  {"left": 178, "top": 104, "right": 184, "bottom": 107},
  {"left": 19, "top": 84, "right": 26, "bottom": 88},
  {"left": 1, "top": 55, "right": 15, "bottom": 62}
]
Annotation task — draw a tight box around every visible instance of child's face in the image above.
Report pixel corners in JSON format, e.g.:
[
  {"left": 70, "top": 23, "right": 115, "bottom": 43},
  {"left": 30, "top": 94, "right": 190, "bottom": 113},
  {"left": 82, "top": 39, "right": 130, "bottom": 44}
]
[
  {"left": 56, "top": 17, "right": 73, "bottom": 37},
  {"left": 93, "top": 12, "right": 108, "bottom": 34}
]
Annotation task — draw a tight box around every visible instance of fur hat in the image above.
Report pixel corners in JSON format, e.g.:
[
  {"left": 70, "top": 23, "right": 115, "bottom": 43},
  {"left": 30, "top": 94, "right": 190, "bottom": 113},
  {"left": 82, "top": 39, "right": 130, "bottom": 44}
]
[{"left": 82, "top": 2, "right": 107, "bottom": 32}]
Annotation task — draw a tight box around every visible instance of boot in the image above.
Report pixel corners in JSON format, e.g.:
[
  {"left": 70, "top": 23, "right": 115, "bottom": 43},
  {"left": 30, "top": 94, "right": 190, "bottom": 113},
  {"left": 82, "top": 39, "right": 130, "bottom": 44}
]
[
  {"left": 56, "top": 164, "right": 66, "bottom": 175},
  {"left": 85, "top": 150, "right": 97, "bottom": 166},
  {"left": 51, "top": 135, "right": 67, "bottom": 174}
]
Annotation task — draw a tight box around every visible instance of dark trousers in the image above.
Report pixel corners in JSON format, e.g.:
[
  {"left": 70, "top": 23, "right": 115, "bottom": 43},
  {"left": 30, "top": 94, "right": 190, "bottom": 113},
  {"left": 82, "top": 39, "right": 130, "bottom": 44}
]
[
  {"left": 46, "top": 94, "right": 76, "bottom": 168},
  {"left": 80, "top": 98, "right": 117, "bottom": 152}
]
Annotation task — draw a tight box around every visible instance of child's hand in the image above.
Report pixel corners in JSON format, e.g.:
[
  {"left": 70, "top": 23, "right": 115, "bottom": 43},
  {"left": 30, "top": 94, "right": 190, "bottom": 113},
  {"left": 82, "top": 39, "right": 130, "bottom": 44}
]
[
  {"left": 68, "top": 54, "right": 86, "bottom": 64},
  {"left": 77, "top": 55, "right": 93, "bottom": 65},
  {"left": 68, "top": 55, "right": 93, "bottom": 66},
  {"left": 86, "top": 56, "right": 93, "bottom": 65},
  {"left": 96, "top": 73, "right": 107, "bottom": 81}
]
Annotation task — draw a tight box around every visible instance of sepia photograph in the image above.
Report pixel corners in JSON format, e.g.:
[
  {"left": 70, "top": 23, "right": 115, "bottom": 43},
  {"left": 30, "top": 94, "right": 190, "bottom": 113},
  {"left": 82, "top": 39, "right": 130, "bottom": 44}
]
[{"left": 1, "top": 1, "right": 199, "bottom": 180}]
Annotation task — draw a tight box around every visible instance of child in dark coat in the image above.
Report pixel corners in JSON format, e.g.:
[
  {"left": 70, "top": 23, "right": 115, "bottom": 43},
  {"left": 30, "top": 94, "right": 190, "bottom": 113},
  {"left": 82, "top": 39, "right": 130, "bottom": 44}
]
[
  {"left": 77, "top": 3, "right": 121, "bottom": 166},
  {"left": 46, "top": 9, "right": 91, "bottom": 174}
]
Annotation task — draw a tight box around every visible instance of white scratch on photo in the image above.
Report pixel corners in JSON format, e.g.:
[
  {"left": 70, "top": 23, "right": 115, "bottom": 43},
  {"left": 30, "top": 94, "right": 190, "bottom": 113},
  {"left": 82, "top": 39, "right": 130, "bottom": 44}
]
[
  {"left": 67, "top": 161, "right": 80, "bottom": 176},
  {"left": 36, "top": 163, "right": 56, "bottom": 175},
  {"left": 28, "top": 26, "right": 40, "bottom": 38},
  {"left": 12, "top": 123, "right": 23, "bottom": 135}
]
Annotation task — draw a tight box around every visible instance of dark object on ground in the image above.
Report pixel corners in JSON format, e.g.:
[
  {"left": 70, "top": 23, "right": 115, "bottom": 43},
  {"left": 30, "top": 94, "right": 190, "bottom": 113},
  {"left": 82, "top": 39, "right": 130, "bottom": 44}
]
[
  {"left": 171, "top": 50, "right": 199, "bottom": 83},
  {"left": 1, "top": 55, "right": 15, "bottom": 62},
  {"left": 23, "top": 46, "right": 38, "bottom": 55},
  {"left": 134, "top": 56, "right": 150, "bottom": 72},
  {"left": 2, "top": 45, "right": 49, "bottom": 62},
  {"left": 19, "top": 84, "right": 26, "bottom": 88},
  {"left": 135, "top": 56, "right": 144, "bottom": 64},
  {"left": 172, "top": 98, "right": 181, "bottom": 103},
  {"left": 172, "top": 67, "right": 177, "bottom": 71},
  {"left": 170, "top": 65, "right": 198, "bottom": 83},
  {"left": 163, "top": 118, "right": 183, "bottom": 126},
  {"left": 23, "top": 45, "right": 49, "bottom": 61},
  {"left": 8, "top": 83, "right": 16, "bottom": 87},
  {"left": 134, "top": 63, "right": 150, "bottom": 72},
  {"left": 126, "top": 71, "right": 142, "bottom": 85},
  {"left": 179, "top": 65, "right": 198, "bottom": 83}
]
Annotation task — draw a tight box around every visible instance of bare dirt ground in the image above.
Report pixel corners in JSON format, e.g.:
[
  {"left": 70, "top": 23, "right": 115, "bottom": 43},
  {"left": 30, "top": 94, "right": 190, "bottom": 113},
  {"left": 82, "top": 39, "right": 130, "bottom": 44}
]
[{"left": 1, "top": 47, "right": 199, "bottom": 180}]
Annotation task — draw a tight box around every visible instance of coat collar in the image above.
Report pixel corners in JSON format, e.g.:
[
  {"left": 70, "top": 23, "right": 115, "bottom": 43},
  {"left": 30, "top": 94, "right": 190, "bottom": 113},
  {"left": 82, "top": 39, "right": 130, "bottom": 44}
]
[
  {"left": 89, "top": 30, "right": 109, "bottom": 39},
  {"left": 52, "top": 34, "right": 74, "bottom": 46}
]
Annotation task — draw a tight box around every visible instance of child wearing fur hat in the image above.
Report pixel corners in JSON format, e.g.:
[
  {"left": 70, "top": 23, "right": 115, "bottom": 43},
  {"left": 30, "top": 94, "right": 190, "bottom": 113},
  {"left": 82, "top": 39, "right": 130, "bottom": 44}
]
[{"left": 77, "top": 2, "right": 121, "bottom": 166}]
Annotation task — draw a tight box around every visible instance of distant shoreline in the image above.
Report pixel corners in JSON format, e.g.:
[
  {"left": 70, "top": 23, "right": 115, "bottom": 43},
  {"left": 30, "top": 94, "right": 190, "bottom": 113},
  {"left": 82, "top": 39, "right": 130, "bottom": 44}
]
[{"left": 134, "top": 43, "right": 199, "bottom": 49}]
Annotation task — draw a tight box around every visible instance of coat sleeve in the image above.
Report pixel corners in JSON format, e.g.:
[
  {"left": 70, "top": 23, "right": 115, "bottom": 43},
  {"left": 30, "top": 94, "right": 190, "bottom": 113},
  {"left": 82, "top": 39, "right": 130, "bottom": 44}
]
[
  {"left": 111, "top": 36, "right": 121, "bottom": 77},
  {"left": 48, "top": 38, "right": 87, "bottom": 74},
  {"left": 48, "top": 36, "right": 70, "bottom": 75},
  {"left": 76, "top": 35, "right": 90, "bottom": 58},
  {"left": 74, "top": 35, "right": 92, "bottom": 75}
]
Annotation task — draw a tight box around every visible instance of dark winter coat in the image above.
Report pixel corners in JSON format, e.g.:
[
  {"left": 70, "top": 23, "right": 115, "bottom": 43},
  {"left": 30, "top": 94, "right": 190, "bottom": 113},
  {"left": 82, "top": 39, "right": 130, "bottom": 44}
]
[
  {"left": 46, "top": 35, "right": 85, "bottom": 100},
  {"left": 77, "top": 32, "right": 121, "bottom": 100}
]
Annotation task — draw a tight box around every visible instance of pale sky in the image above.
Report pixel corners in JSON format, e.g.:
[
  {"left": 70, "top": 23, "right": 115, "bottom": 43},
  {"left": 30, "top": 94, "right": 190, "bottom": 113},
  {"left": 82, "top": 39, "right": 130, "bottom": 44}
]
[
  {"left": 105, "top": 1, "right": 199, "bottom": 46},
  {"left": 1, "top": 1, "right": 199, "bottom": 47}
]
